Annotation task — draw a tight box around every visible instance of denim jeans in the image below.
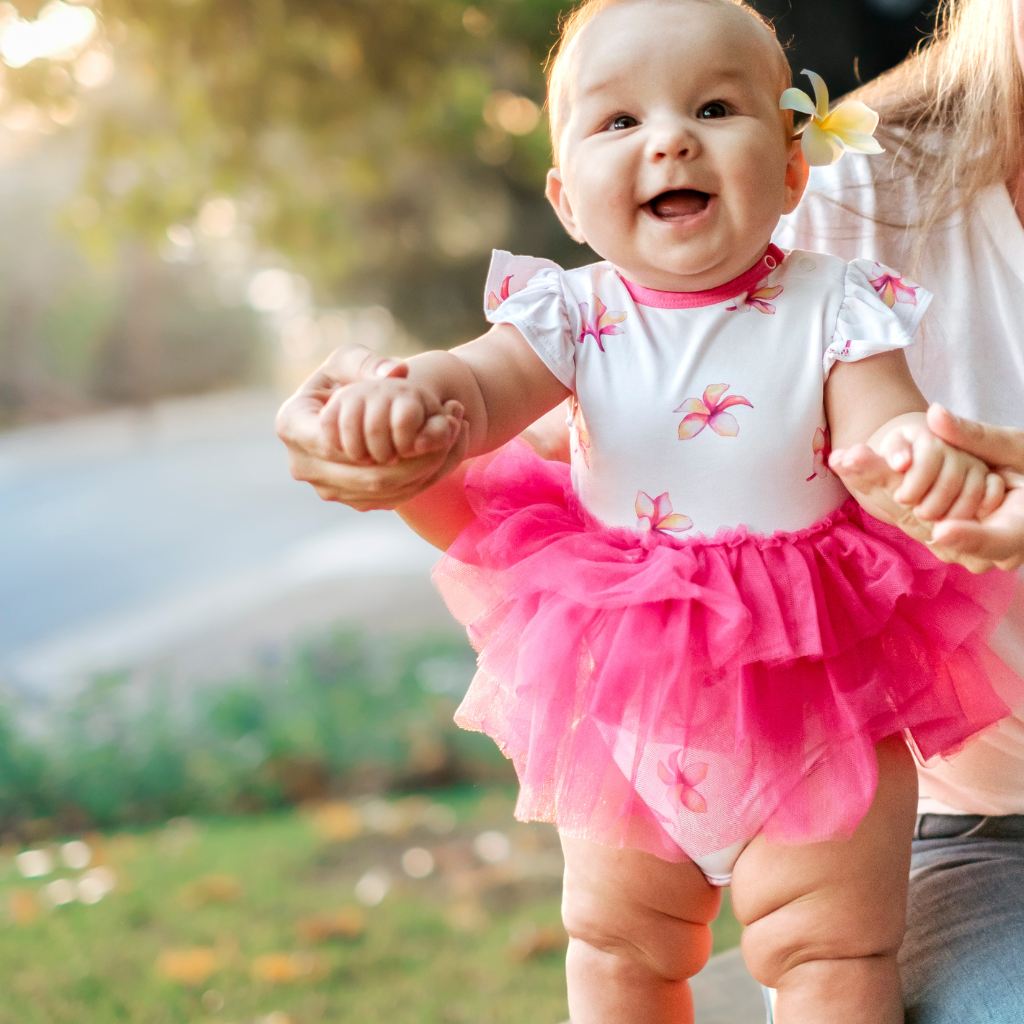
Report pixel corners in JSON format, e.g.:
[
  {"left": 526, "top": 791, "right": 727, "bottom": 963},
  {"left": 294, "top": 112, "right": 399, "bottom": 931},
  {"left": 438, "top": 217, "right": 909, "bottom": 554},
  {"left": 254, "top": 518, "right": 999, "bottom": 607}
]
[
  {"left": 900, "top": 814, "right": 1024, "bottom": 1024},
  {"left": 763, "top": 814, "right": 1024, "bottom": 1024}
]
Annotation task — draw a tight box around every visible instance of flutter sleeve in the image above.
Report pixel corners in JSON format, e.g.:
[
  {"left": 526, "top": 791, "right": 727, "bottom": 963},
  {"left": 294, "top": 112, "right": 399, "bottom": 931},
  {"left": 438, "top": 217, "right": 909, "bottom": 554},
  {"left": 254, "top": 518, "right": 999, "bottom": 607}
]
[
  {"left": 483, "top": 250, "right": 579, "bottom": 392},
  {"left": 823, "top": 259, "right": 933, "bottom": 377}
]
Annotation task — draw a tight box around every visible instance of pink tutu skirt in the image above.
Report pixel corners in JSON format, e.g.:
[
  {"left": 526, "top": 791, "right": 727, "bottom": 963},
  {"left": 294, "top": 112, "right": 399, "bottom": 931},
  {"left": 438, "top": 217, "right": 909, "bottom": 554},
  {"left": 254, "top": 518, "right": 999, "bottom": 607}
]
[{"left": 434, "top": 441, "right": 1022, "bottom": 861}]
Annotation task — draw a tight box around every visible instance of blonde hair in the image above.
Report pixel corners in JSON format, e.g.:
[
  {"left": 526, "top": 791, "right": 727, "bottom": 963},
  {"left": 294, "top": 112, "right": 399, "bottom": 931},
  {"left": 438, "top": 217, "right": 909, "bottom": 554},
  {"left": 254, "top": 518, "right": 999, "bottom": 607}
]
[
  {"left": 545, "top": 0, "right": 791, "bottom": 164},
  {"left": 846, "top": 0, "right": 1024, "bottom": 244}
]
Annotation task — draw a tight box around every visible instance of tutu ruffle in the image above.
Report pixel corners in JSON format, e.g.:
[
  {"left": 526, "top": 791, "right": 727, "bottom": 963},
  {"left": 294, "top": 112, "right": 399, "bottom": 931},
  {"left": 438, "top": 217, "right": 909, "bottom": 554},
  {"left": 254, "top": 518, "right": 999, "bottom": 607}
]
[{"left": 434, "top": 441, "right": 1022, "bottom": 861}]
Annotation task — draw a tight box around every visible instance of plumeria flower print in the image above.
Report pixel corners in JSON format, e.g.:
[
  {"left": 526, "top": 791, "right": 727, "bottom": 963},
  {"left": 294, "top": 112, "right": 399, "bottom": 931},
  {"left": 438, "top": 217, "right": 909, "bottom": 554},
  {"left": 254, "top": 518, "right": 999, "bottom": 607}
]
[
  {"left": 571, "top": 397, "right": 591, "bottom": 468},
  {"left": 486, "top": 274, "right": 513, "bottom": 311},
  {"left": 657, "top": 752, "right": 709, "bottom": 814},
  {"left": 725, "top": 284, "right": 783, "bottom": 315},
  {"left": 675, "top": 384, "right": 753, "bottom": 439},
  {"left": 868, "top": 265, "right": 918, "bottom": 309},
  {"left": 578, "top": 295, "right": 627, "bottom": 351},
  {"left": 635, "top": 491, "right": 692, "bottom": 534},
  {"left": 807, "top": 426, "right": 832, "bottom": 481},
  {"left": 780, "top": 70, "right": 884, "bottom": 167}
]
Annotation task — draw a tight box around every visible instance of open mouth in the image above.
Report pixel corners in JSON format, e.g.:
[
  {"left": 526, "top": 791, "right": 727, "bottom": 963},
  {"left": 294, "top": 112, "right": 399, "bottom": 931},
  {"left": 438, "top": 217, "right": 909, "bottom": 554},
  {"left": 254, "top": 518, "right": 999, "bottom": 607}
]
[{"left": 647, "top": 189, "right": 711, "bottom": 220}]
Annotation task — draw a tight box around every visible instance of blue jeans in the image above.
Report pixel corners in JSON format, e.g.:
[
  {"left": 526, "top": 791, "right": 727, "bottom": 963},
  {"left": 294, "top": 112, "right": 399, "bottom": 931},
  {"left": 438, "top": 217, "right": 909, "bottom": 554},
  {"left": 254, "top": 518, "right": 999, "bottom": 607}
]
[
  {"left": 900, "top": 814, "right": 1024, "bottom": 1024},
  {"left": 763, "top": 814, "right": 1024, "bottom": 1024}
]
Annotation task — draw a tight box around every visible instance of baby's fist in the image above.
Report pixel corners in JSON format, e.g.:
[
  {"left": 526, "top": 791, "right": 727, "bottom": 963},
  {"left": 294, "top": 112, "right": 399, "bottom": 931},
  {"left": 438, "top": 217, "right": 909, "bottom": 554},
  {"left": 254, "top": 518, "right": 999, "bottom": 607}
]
[{"left": 327, "top": 378, "right": 462, "bottom": 466}]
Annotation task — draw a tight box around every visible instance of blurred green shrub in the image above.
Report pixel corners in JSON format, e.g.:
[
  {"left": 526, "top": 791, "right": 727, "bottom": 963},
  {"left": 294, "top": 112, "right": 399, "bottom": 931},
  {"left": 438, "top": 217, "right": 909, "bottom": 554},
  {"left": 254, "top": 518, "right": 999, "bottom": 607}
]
[{"left": 0, "top": 630, "right": 510, "bottom": 835}]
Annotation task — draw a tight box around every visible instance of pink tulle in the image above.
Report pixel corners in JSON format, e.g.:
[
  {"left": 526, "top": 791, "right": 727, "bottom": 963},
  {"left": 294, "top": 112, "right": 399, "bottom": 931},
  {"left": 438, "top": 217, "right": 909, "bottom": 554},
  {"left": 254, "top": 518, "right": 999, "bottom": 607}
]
[{"left": 434, "top": 441, "right": 1023, "bottom": 861}]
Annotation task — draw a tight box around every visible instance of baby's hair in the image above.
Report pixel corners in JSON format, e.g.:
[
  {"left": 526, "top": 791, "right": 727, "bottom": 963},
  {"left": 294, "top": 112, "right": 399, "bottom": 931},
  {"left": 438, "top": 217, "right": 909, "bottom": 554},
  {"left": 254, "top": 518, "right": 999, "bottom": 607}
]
[{"left": 545, "top": 0, "right": 792, "bottom": 164}]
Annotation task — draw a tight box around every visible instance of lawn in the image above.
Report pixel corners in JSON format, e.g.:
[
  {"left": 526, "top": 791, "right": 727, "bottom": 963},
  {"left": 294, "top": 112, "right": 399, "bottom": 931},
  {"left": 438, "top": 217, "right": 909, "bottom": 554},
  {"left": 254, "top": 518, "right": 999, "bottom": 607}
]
[{"left": 0, "top": 788, "right": 743, "bottom": 1023}]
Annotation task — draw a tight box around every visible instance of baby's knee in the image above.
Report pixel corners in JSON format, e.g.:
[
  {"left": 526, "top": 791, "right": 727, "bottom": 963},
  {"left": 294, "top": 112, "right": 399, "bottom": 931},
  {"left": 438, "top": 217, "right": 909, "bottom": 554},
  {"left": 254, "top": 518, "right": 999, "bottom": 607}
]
[
  {"left": 561, "top": 875, "right": 714, "bottom": 982},
  {"left": 740, "top": 888, "right": 905, "bottom": 988}
]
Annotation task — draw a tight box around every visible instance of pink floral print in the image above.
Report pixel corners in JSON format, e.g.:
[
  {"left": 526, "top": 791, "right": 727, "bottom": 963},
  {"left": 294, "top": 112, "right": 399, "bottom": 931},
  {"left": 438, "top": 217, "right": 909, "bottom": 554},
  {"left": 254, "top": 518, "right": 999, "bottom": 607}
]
[
  {"left": 635, "top": 491, "right": 692, "bottom": 534},
  {"left": 571, "top": 397, "right": 591, "bottom": 469},
  {"left": 807, "top": 426, "right": 832, "bottom": 481},
  {"left": 675, "top": 384, "right": 753, "bottom": 439},
  {"left": 657, "top": 752, "right": 709, "bottom": 814},
  {"left": 868, "top": 265, "right": 917, "bottom": 309},
  {"left": 578, "top": 295, "right": 627, "bottom": 351},
  {"left": 726, "top": 284, "right": 783, "bottom": 315},
  {"left": 487, "top": 274, "right": 513, "bottom": 311}
]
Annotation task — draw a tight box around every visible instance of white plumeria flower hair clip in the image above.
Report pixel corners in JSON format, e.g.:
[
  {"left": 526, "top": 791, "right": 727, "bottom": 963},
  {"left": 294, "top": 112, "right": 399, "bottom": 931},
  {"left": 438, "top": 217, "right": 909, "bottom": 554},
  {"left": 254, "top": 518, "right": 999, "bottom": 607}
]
[{"left": 780, "top": 70, "right": 884, "bottom": 166}]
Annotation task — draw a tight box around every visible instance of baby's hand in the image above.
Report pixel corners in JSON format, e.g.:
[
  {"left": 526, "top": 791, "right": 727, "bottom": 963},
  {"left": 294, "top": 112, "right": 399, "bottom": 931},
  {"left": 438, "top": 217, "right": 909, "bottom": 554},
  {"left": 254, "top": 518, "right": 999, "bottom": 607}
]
[
  {"left": 325, "top": 377, "right": 464, "bottom": 466},
  {"left": 874, "top": 419, "right": 1005, "bottom": 522}
]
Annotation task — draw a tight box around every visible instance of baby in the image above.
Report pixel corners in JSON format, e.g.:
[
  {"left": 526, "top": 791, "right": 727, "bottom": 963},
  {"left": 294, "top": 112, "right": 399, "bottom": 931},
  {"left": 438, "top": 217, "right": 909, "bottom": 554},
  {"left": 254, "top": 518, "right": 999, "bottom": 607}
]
[{"left": 326, "top": 2, "right": 1020, "bottom": 1022}]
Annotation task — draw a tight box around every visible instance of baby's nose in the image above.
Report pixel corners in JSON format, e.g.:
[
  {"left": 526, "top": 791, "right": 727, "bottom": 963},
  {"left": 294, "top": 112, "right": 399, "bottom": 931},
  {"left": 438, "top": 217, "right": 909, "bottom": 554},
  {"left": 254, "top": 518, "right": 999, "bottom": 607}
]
[{"left": 647, "top": 121, "right": 697, "bottom": 160}]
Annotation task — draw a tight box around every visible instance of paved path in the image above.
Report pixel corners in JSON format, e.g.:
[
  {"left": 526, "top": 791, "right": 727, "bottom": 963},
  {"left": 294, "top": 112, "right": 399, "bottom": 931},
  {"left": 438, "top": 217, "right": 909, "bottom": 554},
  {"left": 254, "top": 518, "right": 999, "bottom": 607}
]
[{"left": 0, "top": 390, "right": 452, "bottom": 696}]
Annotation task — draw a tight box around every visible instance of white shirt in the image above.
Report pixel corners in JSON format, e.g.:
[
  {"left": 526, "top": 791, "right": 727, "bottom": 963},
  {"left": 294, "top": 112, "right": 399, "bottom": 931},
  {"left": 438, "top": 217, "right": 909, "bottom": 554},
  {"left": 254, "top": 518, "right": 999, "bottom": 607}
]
[
  {"left": 484, "top": 245, "right": 927, "bottom": 538},
  {"left": 777, "top": 157, "right": 1024, "bottom": 816}
]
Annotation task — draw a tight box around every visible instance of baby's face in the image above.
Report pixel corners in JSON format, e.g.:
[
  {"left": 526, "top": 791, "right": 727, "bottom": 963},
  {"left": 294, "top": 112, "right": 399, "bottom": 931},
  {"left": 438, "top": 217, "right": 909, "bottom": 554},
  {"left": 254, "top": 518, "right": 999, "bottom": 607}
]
[{"left": 547, "top": 0, "right": 807, "bottom": 292}]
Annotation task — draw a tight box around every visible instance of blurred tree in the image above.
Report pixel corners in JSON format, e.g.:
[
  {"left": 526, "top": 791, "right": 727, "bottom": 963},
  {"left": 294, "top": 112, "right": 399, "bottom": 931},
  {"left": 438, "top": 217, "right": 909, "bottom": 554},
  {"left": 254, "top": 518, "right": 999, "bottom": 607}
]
[
  {"left": 0, "top": 0, "right": 937, "bottom": 358},
  {"left": 4, "top": 0, "right": 580, "bottom": 348}
]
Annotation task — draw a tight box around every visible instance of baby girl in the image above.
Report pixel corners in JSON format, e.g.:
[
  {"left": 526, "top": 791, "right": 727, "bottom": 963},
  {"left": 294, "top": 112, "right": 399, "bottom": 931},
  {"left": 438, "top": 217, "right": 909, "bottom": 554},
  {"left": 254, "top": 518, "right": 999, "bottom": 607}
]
[{"left": 326, "top": 1, "right": 1021, "bottom": 1021}]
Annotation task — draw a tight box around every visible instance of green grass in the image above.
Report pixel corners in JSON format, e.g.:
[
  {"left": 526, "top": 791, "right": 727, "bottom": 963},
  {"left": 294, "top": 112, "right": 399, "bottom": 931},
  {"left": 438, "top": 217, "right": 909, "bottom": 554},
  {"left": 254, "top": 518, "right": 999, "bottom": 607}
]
[{"left": 0, "top": 789, "right": 742, "bottom": 1023}]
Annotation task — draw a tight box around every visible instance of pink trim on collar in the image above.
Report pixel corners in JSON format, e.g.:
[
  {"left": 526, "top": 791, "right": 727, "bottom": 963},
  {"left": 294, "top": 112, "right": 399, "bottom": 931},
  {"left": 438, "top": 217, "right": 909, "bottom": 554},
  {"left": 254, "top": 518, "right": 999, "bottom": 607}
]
[{"left": 620, "top": 245, "right": 786, "bottom": 309}]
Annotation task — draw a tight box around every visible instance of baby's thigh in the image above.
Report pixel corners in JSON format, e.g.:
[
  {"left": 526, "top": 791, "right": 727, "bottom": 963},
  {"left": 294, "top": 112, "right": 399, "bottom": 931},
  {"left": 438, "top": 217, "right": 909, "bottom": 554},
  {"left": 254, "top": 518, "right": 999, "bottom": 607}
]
[
  {"left": 560, "top": 834, "right": 721, "bottom": 980},
  {"left": 730, "top": 735, "right": 918, "bottom": 986}
]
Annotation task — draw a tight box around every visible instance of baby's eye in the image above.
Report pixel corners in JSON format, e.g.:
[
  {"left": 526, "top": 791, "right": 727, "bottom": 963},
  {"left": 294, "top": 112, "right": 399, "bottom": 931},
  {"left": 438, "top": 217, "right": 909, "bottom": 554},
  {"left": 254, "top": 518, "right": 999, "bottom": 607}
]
[
  {"left": 608, "top": 114, "right": 639, "bottom": 131},
  {"left": 698, "top": 102, "right": 729, "bottom": 120}
]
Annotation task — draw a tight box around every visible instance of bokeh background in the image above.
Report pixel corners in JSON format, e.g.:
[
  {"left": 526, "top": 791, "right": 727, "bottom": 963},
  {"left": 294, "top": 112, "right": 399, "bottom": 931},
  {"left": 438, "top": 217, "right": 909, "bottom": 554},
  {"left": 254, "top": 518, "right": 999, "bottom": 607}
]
[{"left": 0, "top": 2, "right": 940, "bottom": 1022}]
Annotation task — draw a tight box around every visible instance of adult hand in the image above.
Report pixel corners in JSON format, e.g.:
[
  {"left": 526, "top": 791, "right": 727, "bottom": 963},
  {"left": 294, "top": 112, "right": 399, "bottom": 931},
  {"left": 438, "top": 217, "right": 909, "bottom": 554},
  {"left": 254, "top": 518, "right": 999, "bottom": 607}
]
[
  {"left": 924, "top": 404, "right": 1024, "bottom": 571},
  {"left": 275, "top": 344, "right": 468, "bottom": 511},
  {"left": 829, "top": 443, "right": 997, "bottom": 575}
]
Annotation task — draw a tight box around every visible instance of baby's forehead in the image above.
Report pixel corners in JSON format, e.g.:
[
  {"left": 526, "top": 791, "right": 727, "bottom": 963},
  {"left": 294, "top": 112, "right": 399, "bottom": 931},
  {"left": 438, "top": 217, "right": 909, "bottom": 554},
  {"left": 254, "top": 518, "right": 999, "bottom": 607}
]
[{"left": 569, "top": 1, "right": 785, "bottom": 103}]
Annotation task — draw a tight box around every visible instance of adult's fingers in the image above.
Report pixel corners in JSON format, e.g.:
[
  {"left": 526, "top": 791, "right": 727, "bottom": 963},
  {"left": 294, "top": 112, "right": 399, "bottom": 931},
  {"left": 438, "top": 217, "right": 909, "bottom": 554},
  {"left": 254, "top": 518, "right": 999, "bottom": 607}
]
[
  {"left": 318, "top": 343, "right": 409, "bottom": 387},
  {"left": 926, "top": 404, "right": 1024, "bottom": 473},
  {"left": 930, "top": 472, "right": 1024, "bottom": 570},
  {"left": 277, "top": 344, "right": 408, "bottom": 459}
]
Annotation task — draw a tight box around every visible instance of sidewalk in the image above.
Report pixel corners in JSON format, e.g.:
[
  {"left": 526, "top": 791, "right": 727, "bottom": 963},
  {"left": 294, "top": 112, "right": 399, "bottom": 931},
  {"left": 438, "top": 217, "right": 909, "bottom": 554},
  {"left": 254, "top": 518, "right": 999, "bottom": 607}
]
[{"left": 692, "top": 947, "right": 765, "bottom": 1023}]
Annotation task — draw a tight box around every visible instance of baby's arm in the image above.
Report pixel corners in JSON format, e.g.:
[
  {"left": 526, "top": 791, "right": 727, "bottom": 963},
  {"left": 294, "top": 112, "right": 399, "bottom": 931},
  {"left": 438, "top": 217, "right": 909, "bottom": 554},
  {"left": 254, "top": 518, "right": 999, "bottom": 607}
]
[
  {"left": 326, "top": 322, "right": 571, "bottom": 467},
  {"left": 826, "top": 350, "right": 1004, "bottom": 536}
]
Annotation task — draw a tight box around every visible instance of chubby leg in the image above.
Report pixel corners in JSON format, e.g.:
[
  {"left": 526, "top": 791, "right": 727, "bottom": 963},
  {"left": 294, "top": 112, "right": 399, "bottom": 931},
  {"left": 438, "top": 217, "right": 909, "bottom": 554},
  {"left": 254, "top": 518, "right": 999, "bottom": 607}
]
[
  {"left": 561, "top": 835, "right": 721, "bottom": 1024},
  {"left": 733, "top": 735, "right": 918, "bottom": 1024}
]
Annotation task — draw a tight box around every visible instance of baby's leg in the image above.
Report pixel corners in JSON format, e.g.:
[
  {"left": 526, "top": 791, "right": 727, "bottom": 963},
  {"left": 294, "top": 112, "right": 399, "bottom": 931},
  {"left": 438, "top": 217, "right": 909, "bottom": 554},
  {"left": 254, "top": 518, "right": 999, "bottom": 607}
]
[
  {"left": 560, "top": 835, "right": 720, "bottom": 1024},
  {"left": 733, "top": 735, "right": 918, "bottom": 1023}
]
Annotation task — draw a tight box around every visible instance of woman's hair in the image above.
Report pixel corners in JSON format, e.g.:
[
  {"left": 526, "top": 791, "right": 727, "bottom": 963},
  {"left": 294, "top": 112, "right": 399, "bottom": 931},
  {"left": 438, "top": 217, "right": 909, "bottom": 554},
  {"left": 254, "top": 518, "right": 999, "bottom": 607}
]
[
  {"left": 846, "top": 0, "right": 1024, "bottom": 241},
  {"left": 545, "top": 0, "right": 790, "bottom": 164}
]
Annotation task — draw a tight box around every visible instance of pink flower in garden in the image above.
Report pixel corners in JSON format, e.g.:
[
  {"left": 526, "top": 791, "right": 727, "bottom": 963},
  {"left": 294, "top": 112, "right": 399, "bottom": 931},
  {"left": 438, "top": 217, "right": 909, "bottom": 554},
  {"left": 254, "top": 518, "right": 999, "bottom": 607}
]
[
  {"left": 868, "top": 265, "right": 917, "bottom": 309},
  {"left": 675, "top": 384, "right": 753, "bottom": 439},
  {"left": 487, "top": 274, "right": 513, "bottom": 311},
  {"left": 807, "top": 426, "right": 832, "bottom": 481},
  {"left": 635, "top": 491, "right": 693, "bottom": 534},
  {"left": 726, "top": 284, "right": 783, "bottom": 315},
  {"left": 578, "top": 295, "right": 627, "bottom": 351},
  {"left": 658, "top": 752, "right": 709, "bottom": 814}
]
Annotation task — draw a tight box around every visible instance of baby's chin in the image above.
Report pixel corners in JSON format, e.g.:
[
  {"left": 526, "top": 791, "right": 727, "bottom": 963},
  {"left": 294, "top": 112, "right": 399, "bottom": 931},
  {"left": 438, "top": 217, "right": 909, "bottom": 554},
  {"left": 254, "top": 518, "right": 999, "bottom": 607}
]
[{"left": 609, "top": 234, "right": 772, "bottom": 293}]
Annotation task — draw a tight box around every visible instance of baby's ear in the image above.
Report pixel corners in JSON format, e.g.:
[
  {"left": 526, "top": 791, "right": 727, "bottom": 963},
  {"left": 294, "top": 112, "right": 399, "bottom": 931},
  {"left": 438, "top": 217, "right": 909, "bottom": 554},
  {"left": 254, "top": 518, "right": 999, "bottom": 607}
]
[
  {"left": 545, "top": 169, "right": 587, "bottom": 244},
  {"left": 783, "top": 142, "right": 811, "bottom": 214}
]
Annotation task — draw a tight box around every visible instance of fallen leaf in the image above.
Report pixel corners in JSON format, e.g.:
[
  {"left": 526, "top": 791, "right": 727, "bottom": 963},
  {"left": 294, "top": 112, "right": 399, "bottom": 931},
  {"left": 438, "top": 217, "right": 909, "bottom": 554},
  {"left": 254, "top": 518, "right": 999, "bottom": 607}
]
[
  {"left": 294, "top": 907, "right": 366, "bottom": 944},
  {"left": 8, "top": 888, "right": 39, "bottom": 926},
  {"left": 251, "top": 951, "right": 328, "bottom": 984},
  {"left": 306, "top": 801, "right": 362, "bottom": 843},
  {"left": 446, "top": 900, "right": 490, "bottom": 932},
  {"left": 508, "top": 923, "right": 568, "bottom": 961},
  {"left": 156, "top": 947, "right": 219, "bottom": 986},
  {"left": 180, "top": 874, "right": 243, "bottom": 907}
]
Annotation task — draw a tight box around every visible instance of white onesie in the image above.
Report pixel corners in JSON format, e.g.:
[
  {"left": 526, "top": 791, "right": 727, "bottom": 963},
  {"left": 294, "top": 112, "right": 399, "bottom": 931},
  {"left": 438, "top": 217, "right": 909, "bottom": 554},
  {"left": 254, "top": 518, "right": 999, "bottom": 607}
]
[{"left": 485, "top": 244, "right": 930, "bottom": 541}]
